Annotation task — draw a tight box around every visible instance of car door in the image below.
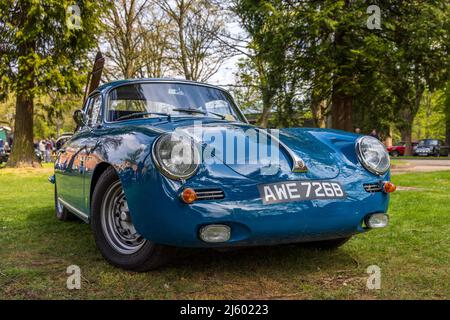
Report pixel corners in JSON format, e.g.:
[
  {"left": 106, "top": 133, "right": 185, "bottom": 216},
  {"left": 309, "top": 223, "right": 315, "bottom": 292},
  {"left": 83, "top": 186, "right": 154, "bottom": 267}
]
[
  {"left": 55, "top": 94, "right": 102, "bottom": 216},
  {"left": 80, "top": 94, "right": 104, "bottom": 212}
]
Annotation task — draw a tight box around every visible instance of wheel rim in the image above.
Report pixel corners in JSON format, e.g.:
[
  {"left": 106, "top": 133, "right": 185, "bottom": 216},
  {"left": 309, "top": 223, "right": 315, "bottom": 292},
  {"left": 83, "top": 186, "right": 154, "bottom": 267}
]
[{"left": 100, "top": 181, "right": 146, "bottom": 255}]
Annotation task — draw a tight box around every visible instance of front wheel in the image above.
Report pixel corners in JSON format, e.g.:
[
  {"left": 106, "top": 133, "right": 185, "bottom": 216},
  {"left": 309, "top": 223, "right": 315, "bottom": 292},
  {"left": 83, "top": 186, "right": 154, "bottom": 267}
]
[
  {"left": 300, "top": 237, "right": 351, "bottom": 250},
  {"left": 91, "top": 167, "right": 175, "bottom": 271}
]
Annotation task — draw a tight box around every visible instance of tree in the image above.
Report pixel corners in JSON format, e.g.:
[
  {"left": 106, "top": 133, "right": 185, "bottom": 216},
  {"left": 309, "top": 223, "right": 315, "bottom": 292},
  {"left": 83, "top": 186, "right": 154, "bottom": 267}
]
[
  {"left": 102, "top": 0, "right": 151, "bottom": 79},
  {"left": 232, "top": 0, "right": 450, "bottom": 135},
  {"left": 413, "top": 90, "right": 446, "bottom": 140},
  {"left": 0, "top": 0, "right": 105, "bottom": 167},
  {"left": 157, "top": 0, "right": 232, "bottom": 81},
  {"left": 387, "top": 1, "right": 450, "bottom": 154},
  {"left": 232, "top": 0, "right": 298, "bottom": 127},
  {"left": 138, "top": 8, "right": 173, "bottom": 78}
]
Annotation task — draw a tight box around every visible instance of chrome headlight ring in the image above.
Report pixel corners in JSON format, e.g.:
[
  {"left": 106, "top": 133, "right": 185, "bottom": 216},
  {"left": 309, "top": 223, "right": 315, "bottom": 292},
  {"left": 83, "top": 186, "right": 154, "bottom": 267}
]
[
  {"left": 355, "top": 136, "right": 390, "bottom": 175},
  {"left": 152, "top": 133, "right": 200, "bottom": 181}
]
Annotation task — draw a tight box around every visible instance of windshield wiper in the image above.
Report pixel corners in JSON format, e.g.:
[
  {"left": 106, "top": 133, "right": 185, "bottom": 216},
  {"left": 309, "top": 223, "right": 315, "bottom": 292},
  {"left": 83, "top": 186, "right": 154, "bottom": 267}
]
[
  {"left": 115, "top": 111, "right": 171, "bottom": 121},
  {"left": 173, "top": 108, "right": 226, "bottom": 120}
]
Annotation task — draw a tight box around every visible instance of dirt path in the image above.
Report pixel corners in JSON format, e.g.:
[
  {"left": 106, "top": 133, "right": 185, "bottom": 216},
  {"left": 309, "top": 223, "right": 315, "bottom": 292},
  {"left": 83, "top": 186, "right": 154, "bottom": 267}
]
[{"left": 391, "top": 159, "right": 450, "bottom": 174}]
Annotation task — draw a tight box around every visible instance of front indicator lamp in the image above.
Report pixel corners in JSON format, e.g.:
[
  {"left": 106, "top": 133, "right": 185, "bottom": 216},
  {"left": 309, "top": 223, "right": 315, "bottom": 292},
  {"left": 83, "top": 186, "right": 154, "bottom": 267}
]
[
  {"left": 383, "top": 181, "right": 396, "bottom": 193},
  {"left": 180, "top": 188, "right": 197, "bottom": 204}
]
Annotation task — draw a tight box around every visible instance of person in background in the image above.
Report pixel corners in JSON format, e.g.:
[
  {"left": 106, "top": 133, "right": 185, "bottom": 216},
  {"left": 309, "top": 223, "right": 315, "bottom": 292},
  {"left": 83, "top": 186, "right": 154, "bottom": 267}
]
[
  {"left": 369, "top": 129, "right": 381, "bottom": 141},
  {"left": 355, "top": 128, "right": 361, "bottom": 134},
  {"left": 45, "top": 140, "right": 52, "bottom": 162},
  {"left": 39, "top": 140, "right": 46, "bottom": 162}
]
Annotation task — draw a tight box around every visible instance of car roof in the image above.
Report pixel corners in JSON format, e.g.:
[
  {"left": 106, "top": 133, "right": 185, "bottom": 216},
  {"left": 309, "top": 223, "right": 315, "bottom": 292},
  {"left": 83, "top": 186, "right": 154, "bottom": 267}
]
[{"left": 94, "top": 78, "right": 226, "bottom": 94}]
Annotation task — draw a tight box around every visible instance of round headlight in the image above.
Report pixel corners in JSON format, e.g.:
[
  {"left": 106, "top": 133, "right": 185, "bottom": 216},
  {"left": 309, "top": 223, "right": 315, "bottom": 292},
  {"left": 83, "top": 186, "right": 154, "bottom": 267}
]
[
  {"left": 356, "top": 136, "right": 390, "bottom": 175},
  {"left": 152, "top": 133, "right": 199, "bottom": 180}
]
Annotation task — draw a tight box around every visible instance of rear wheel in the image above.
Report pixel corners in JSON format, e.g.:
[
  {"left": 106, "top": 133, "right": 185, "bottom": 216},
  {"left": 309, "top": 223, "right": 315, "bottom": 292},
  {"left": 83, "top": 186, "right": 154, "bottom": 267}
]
[
  {"left": 91, "top": 167, "right": 175, "bottom": 271},
  {"left": 300, "top": 237, "right": 351, "bottom": 250}
]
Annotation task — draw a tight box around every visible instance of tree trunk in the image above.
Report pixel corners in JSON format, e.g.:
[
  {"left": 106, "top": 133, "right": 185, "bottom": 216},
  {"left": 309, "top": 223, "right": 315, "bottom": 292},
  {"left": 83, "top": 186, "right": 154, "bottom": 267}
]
[
  {"left": 384, "top": 125, "right": 393, "bottom": 147},
  {"left": 257, "top": 88, "right": 272, "bottom": 128},
  {"left": 446, "top": 106, "right": 450, "bottom": 145},
  {"left": 331, "top": 93, "right": 353, "bottom": 131},
  {"left": 401, "top": 125, "right": 413, "bottom": 156},
  {"left": 445, "top": 94, "right": 450, "bottom": 145},
  {"left": 177, "top": 1, "right": 191, "bottom": 80},
  {"left": 6, "top": 0, "right": 38, "bottom": 167},
  {"left": 311, "top": 99, "right": 327, "bottom": 128},
  {"left": 7, "top": 92, "right": 38, "bottom": 167},
  {"left": 399, "top": 106, "right": 414, "bottom": 156}
]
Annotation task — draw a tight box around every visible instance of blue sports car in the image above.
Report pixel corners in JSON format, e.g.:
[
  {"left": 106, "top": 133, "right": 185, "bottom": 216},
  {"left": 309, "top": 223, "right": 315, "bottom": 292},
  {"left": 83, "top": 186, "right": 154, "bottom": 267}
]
[{"left": 52, "top": 79, "right": 395, "bottom": 271}]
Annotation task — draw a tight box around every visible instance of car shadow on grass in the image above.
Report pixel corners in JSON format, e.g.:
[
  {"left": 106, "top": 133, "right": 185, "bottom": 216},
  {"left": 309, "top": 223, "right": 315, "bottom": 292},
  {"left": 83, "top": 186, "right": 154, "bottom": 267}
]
[
  {"left": 166, "top": 244, "right": 359, "bottom": 274},
  {"left": 18, "top": 208, "right": 360, "bottom": 276}
]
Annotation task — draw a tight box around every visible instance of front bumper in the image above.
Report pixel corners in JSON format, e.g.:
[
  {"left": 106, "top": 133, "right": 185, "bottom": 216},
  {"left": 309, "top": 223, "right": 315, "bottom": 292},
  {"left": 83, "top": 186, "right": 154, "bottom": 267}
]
[{"left": 126, "top": 180, "right": 390, "bottom": 248}]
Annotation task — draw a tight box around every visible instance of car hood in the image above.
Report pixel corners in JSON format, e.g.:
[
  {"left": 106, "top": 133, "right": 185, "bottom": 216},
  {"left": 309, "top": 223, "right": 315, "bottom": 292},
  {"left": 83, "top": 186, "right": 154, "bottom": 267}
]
[{"left": 146, "top": 118, "right": 348, "bottom": 182}]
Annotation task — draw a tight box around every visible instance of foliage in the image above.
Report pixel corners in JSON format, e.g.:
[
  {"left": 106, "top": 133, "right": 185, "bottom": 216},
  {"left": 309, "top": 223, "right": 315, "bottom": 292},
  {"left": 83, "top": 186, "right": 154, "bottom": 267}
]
[
  {"left": 0, "top": 0, "right": 106, "bottom": 166},
  {"left": 412, "top": 90, "right": 446, "bottom": 140},
  {"left": 232, "top": 0, "right": 450, "bottom": 137},
  {"left": 0, "top": 0, "right": 105, "bottom": 97}
]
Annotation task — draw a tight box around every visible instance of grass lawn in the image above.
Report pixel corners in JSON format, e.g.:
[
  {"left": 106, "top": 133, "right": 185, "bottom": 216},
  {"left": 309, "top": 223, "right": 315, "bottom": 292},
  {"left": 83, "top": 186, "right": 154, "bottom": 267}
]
[
  {"left": 0, "top": 164, "right": 449, "bottom": 299},
  {"left": 392, "top": 156, "right": 450, "bottom": 160}
]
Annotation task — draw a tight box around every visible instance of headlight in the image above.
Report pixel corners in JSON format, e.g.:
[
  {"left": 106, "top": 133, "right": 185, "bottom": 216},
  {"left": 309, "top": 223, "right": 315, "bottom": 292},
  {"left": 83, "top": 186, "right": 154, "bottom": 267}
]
[
  {"left": 152, "top": 133, "right": 199, "bottom": 180},
  {"left": 356, "top": 136, "right": 390, "bottom": 175}
]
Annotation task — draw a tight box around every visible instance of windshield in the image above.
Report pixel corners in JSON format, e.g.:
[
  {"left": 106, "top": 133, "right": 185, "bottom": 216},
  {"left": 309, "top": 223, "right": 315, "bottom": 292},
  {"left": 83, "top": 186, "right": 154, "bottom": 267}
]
[
  {"left": 418, "top": 139, "right": 438, "bottom": 146},
  {"left": 106, "top": 82, "right": 245, "bottom": 122}
]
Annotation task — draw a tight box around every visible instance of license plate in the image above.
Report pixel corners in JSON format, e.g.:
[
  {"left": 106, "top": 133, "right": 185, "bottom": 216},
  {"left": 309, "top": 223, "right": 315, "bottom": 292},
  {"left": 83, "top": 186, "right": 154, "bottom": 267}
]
[{"left": 258, "top": 181, "right": 346, "bottom": 205}]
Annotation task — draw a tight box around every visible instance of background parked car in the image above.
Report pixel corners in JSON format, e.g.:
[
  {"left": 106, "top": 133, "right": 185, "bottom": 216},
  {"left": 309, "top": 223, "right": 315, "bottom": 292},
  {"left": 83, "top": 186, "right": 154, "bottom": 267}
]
[
  {"left": 414, "top": 139, "right": 449, "bottom": 157},
  {"left": 387, "top": 141, "right": 418, "bottom": 157}
]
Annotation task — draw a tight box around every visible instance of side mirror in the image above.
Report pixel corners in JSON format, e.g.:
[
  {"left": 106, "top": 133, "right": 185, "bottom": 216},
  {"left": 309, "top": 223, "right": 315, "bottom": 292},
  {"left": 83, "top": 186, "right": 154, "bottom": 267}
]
[{"left": 73, "top": 110, "right": 87, "bottom": 127}]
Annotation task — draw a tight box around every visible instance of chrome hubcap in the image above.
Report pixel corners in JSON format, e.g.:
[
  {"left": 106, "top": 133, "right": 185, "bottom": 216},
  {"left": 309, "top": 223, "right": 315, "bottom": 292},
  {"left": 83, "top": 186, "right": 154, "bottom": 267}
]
[{"left": 101, "top": 181, "right": 146, "bottom": 254}]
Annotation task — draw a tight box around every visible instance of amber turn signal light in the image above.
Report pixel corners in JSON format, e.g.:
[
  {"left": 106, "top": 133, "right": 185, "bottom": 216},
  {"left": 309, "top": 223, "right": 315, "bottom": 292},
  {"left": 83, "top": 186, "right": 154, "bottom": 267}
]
[
  {"left": 383, "top": 181, "right": 396, "bottom": 193},
  {"left": 181, "top": 188, "right": 197, "bottom": 204}
]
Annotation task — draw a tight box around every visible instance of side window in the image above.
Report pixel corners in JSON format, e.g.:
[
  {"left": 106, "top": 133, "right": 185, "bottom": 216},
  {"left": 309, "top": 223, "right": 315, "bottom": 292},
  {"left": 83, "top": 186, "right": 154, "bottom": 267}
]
[{"left": 85, "top": 95, "right": 102, "bottom": 127}]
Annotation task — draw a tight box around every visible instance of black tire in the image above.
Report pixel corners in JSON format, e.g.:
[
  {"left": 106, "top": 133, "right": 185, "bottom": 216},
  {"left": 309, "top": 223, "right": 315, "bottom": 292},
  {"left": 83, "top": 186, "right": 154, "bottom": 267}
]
[
  {"left": 300, "top": 237, "right": 351, "bottom": 250},
  {"left": 91, "top": 167, "right": 175, "bottom": 271},
  {"left": 55, "top": 186, "right": 75, "bottom": 221},
  {"left": 390, "top": 150, "right": 399, "bottom": 157}
]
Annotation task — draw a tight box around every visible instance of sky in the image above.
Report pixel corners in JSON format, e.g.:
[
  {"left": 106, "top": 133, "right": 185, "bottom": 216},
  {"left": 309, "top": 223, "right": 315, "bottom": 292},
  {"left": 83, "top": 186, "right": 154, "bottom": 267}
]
[{"left": 206, "top": 21, "right": 248, "bottom": 87}]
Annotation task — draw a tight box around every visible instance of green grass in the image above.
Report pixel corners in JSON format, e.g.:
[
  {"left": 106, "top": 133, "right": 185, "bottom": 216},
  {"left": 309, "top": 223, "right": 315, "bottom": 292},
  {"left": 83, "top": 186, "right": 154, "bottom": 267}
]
[
  {"left": 392, "top": 156, "right": 449, "bottom": 160},
  {"left": 0, "top": 164, "right": 449, "bottom": 299}
]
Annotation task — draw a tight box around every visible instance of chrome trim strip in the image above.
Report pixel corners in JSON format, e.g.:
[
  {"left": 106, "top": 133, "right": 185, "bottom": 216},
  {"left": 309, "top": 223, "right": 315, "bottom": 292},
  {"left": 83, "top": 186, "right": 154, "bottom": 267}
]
[
  {"left": 363, "top": 183, "right": 383, "bottom": 193},
  {"left": 58, "top": 197, "right": 90, "bottom": 223}
]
